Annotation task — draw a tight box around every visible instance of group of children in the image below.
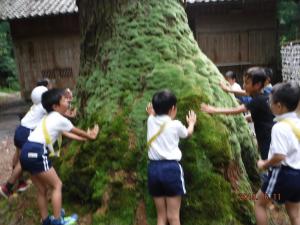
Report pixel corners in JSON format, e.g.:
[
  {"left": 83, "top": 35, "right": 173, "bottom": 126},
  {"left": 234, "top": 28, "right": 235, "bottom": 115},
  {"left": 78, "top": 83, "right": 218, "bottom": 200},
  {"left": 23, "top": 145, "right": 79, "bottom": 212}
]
[
  {"left": 1, "top": 79, "right": 99, "bottom": 225},
  {"left": 1, "top": 67, "right": 300, "bottom": 225},
  {"left": 147, "top": 67, "right": 300, "bottom": 225}
]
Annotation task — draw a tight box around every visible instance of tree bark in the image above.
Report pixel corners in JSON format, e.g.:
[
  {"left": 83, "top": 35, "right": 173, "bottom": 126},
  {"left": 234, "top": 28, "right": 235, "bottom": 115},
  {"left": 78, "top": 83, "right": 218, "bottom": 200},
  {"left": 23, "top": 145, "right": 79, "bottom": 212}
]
[{"left": 61, "top": 1, "right": 260, "bottom": 224}]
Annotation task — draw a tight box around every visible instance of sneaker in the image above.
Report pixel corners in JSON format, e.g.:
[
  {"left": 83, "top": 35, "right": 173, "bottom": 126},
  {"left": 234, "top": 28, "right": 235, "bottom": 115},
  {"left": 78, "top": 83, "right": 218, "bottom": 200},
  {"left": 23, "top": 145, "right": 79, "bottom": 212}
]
[
  {"left": 16, "top": 181, "right": 30, "bottom": 192},
  {"left": 61, "top": 208, "right": 65, "bottom": 218},
  {"left": 42, "top": 216, "right": 51, "bottom": 225},
  {"left": 50, "top": 214, "right": 78, "bottom": 225},
  {"left": 63, "top": 214, "right": 78, "bottom": 225},
  {"left": 0, "top": 185, "right": 12, "bottom": 199}
]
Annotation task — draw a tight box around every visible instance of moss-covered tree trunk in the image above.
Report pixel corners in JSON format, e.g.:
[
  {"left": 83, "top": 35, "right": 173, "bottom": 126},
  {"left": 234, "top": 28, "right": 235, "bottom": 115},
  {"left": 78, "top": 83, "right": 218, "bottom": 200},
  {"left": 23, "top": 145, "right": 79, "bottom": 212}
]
[{"left": 61, "top": 0, "right": 260, "bottom": 224}]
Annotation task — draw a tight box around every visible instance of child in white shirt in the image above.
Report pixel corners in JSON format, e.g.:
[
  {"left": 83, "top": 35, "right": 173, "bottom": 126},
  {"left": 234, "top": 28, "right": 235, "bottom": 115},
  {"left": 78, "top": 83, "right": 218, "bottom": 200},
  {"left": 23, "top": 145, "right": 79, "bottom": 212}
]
[
  {"left": 20, "top": 88, "right": 99, "bottom": 225},
  {"left": 255, "top": 82, "right": 300, "bottom": 225},
  {"left": 146, "top": 89, "right": 196, "bottom": 225},
  {"left": 0, "top": 86, "right": 48, "bottom": 198}
]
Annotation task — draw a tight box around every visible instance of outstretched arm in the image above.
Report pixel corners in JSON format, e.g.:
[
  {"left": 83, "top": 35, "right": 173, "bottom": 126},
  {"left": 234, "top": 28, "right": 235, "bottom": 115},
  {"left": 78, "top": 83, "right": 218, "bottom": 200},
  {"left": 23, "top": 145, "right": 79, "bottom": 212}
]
[
  {"left": 201, "top": 103, "right": 247, "bottom": 115},
  {"left": 186, "top": 110, "right": 196, "bottom": 136},
  {"left": 220, "top": 82, "right": 247, "bottom": 96},
  {"left": 257, "top": 154, "right": 285, "bottom": 170},
  {"left": 62, "top": 131, "right": 87, "bottom": 141},
  {"left": 70, "top": 124, "right": 99, "bottom": 140}
]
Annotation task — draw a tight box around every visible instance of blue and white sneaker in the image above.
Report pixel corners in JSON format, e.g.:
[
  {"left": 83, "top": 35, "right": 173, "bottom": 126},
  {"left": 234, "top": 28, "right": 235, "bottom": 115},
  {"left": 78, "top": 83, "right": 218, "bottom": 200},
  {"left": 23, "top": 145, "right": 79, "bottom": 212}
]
[
  {"left": 63, "top": 214, "right": 78, "bottom": 225},
  {"left": 61, "top": 208, "right": 65, "bottom": 218},
  {"left": 50, "top": 214, "right": 78, "bottom": 225}
]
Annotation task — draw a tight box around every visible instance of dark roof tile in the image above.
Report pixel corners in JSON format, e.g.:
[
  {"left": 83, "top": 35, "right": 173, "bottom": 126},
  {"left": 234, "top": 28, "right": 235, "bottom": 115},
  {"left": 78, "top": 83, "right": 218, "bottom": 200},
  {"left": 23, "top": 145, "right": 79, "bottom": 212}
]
[{"left": 0, "top": 0, "right": 78, "bottom": 20}]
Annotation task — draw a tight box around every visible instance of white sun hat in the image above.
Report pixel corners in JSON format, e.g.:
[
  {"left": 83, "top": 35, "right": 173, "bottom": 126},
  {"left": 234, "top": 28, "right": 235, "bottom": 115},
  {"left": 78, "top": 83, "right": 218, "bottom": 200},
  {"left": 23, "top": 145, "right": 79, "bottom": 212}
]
[{"left": 31, "top": 86, "right": 48, "bottom": 105}]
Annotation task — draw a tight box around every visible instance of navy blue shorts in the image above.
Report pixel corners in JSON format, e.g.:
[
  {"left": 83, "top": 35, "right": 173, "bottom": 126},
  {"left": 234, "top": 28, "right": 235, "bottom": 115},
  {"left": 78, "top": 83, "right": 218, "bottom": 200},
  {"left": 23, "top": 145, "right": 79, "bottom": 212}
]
[
  {"left": 20, "top": 141, "right": 52, "bottom": 175},
  {"left": 148, "top": 160, "right": 186, "bottom": 197},
  {"left": 261, "top": 166, "right": 300, "bottom": 204},
  {"left": 14, "top": 125, "right": 31, "bottom": 149}
]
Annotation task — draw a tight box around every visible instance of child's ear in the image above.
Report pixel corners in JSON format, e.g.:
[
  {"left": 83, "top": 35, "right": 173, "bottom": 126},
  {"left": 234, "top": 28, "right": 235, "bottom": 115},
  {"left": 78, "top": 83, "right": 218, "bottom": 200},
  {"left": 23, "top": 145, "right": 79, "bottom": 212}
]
[{"left": 52, "top": 104, "right": 59, "bottom": 111}]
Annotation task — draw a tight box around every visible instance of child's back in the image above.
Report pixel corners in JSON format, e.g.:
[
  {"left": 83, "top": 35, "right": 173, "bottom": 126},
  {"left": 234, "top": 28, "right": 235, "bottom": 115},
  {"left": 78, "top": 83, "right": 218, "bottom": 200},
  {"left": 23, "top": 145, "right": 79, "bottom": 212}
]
[
  {"left": 146, "top": 90, "right": 196, "bottom": 225},
  {"left": 147, "top": 114, "right": 188, "bottom": 161},
  {"left": 255, "top": 82, "right": 300, "bottom": 225},
  {"left": 268, "top": 112, "right": 300, "bottom": 169}
]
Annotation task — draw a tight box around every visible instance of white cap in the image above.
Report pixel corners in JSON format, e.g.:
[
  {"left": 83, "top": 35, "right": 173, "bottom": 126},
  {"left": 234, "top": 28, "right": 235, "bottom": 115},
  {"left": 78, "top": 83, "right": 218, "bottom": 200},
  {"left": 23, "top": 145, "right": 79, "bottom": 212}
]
[{"left": 31, "top": 86, "right": 48, "bottom": 105}]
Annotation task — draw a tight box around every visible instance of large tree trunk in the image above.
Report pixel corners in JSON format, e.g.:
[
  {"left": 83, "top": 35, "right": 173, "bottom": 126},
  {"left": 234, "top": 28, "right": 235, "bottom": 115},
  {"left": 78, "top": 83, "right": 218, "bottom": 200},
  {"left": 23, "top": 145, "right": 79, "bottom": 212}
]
[{"left": 61, "top": 0, "right": 260, "bottom": 224}]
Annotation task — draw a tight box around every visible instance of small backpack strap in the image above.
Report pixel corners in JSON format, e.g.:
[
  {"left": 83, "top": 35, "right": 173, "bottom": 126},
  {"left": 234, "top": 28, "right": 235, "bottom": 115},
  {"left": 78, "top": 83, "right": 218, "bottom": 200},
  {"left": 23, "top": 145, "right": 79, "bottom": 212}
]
[
  {"left": 42, "top": 116, "right": 62, "bottom": 157},
  {"left": 280, "top": 118, "right": 300, "bottom": 140},
  {"left": 147, "top": 122, "right": 167, "bottom": 148}
]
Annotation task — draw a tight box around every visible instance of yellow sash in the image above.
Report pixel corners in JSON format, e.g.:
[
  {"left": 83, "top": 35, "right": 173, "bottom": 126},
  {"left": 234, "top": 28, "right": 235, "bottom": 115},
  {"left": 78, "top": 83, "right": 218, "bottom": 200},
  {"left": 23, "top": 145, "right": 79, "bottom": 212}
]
[
  {"left": 147, "top": 122, "right": 167, "bottom": 148},
  {"left": 42, "top": 117, "right": 62, "bottom": 157},
  {"left": 280, "top": 118, "right": 300, "bottom": 140}
]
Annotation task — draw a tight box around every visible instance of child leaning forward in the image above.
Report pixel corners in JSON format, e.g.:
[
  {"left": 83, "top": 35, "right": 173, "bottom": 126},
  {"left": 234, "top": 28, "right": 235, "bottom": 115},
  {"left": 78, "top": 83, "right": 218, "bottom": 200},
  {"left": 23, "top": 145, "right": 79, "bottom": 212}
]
[{"left": 20, "top": 88, "right": 99, "bottom": 225}]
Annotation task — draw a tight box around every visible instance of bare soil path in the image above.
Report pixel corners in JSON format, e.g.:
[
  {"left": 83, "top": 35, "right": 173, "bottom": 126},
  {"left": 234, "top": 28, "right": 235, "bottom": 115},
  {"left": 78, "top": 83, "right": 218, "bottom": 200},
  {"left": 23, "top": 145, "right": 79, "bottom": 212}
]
[{"left": 0, "top": 92, "right": 29, "bottom": 184}]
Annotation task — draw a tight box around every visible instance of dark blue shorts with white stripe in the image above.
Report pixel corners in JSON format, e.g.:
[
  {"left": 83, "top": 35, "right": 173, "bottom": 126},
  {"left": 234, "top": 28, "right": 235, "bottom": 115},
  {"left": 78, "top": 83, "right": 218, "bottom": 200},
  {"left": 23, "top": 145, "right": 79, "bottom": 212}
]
[
  {"left": 14, "top": 125, "right": 32, "bottom": 149},
  {"left": 261, "top": 165, "right": 300, "bottom": 204},
  {"left": 148, "top": 160, "right": 186, "bottom": 197},
  {"left": 20, "top": 141, "right": 52, "bottom": 175}
]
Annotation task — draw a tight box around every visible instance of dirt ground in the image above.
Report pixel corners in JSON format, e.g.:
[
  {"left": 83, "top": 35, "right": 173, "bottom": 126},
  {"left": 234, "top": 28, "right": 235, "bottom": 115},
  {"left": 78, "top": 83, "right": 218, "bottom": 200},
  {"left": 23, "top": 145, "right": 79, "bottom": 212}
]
[{"left": 0, "top": 92, "right": 28, "bottom": 184}]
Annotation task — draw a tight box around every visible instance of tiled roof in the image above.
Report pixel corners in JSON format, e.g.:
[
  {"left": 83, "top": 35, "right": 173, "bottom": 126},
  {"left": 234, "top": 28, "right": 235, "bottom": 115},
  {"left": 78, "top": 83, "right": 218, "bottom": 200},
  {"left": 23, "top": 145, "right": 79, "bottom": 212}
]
[
  {"left": 0, "top": 0, "right": 78, "bottom": 20},
  {"left": 187, "top": 0, "right": 236, "bottom": 3}
]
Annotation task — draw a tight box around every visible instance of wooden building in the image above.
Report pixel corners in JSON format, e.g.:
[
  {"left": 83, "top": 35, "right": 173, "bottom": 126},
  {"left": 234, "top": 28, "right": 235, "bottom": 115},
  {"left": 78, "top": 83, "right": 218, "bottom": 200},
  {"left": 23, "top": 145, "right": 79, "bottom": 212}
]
[
  {"left": 0, "top": 0, "right": 79, "bottom": 98},
  {"left": 0, "top": 0, "right": 279, "bottom": 98},
  {"left": 186, "top": 0, "right": 279, "bottom": 83}
]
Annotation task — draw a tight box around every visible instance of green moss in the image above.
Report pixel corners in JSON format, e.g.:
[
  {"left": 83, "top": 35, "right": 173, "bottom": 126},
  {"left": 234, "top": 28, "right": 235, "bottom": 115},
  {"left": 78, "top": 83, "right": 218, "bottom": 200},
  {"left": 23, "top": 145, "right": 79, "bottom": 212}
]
[
  {"left": 57, "top": 0, "right": 259, "bottom": 224},
  {"left": 92, "top": 189, "right": 137, "bottom": 225}
]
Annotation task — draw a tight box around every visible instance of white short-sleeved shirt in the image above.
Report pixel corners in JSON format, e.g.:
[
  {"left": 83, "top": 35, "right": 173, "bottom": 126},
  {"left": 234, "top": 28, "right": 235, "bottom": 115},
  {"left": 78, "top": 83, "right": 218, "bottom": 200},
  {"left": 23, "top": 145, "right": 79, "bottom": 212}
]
[
  {"left": 21, "top": 104, "right": 47, "bottom": 129},
  {"left": 28, "top": 111, "right": 73, "bottom": 145},
  {"left": 147, "top": 115, "right": 188, "bottom": 161},
  {"left": 268, "top": 112, "right": 300, "bottom": 169},
  {"left": 231, "top": 82, "right": 242, "bottom": 91}
]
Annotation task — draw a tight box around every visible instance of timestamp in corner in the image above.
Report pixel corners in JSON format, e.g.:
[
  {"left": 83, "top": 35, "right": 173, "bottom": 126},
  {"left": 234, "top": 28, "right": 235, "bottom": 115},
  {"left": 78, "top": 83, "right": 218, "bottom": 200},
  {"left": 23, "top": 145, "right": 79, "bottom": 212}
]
[{"left": 237, "top": 193, "right": 281, "bottom": 201}]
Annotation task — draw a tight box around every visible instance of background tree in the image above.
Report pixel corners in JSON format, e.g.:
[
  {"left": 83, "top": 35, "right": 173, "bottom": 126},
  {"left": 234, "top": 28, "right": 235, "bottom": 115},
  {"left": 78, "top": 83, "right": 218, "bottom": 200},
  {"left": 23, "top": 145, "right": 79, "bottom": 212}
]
[
  {"left": 0, "top": 21, "right": 18, "bottom": 90},
  {"left": 278, "top": 0, "right": 300, "bottom": 44}
]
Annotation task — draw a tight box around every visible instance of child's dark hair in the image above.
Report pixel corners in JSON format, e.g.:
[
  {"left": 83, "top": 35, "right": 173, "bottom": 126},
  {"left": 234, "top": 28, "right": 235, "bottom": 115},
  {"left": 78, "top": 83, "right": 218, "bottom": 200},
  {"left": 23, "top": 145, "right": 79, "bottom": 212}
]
[
  {"left": 264, "top": 68, "right": 273, "bottom": 81},
  {"left": 152, "top": 90, "right": 177, "bottom": 115},
  {"left": 42, "top": 88, "right": 65, "bottom": 113},
  {"left": 225, "top": 71, "right": 236, "bottom": 80},
  {"left": 243, "top": 67, "right": 267, "bottom": 88},
  {"left": 36, "top": 78, "right": 50, "bottom": 88},
  {"left": 271, "top": 82, "right": 300, "bottom": 111}
]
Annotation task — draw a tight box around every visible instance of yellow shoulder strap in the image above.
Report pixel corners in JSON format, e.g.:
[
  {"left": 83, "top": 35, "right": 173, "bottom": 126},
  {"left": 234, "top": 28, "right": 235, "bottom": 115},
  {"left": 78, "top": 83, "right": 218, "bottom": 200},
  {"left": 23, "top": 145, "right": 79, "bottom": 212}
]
[
  {"left": 42, "top": 117, "right": 51, "bottom": 145},
  {"left": 147, "top": 122, "right": 167, "bottom": 148},
  {"left": 280, "top": 119, "right": 300, "bottom": 140},
  {"left": 42, "top": 116, "right": 62, "bottom": 157}
]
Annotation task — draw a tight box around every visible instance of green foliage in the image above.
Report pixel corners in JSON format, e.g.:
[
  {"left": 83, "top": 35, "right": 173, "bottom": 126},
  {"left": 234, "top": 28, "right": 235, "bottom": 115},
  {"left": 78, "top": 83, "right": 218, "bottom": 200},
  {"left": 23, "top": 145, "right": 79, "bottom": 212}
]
[
  {"left": 278, "top": 0, "right": 300, "bottom": 44},
  {"left": 60, "top": 0, "right": 259, "bottom": 224},
  {"left": 0, "top": 21, "right": 18, "bottom": 90}
]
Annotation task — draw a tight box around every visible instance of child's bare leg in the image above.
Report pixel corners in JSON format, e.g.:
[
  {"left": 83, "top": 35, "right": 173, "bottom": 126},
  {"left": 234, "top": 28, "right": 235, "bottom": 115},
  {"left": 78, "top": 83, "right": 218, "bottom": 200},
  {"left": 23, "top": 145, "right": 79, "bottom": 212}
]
[
  {"left": 7, "top": 161, "right": 22, "bottom": 184},
  {"left": 286, "top": 202, "right": 300, "bottom": 225},
  {"left": 166, "top": 196, "right": 181, "bottom": 225},
  {"left": 12, "top": 148, "right": 20, "bottom": 168},
  {"left": 34, "top": 168, "right": 62, "bottom": 219},
  {"left": 31, "top": 175, "right": 49, "bottom": 219},
  {"left": 255, "top": 190, "right": 271, "bottom": 225},
  {"left": 154, "top": 197, "right": 167, "bottom": 225}
]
